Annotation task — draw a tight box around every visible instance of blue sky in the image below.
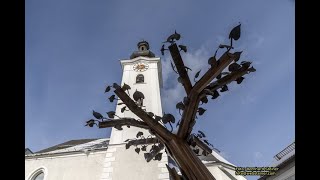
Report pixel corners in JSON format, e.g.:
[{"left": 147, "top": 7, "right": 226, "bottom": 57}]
[{"left": 26, "top": 0, "right": 294, "bottom": 179}]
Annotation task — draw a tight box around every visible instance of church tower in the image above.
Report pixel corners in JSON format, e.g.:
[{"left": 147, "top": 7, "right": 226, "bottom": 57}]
[{"left": 100, "top": 41, "right": 169, "bottom": 180}]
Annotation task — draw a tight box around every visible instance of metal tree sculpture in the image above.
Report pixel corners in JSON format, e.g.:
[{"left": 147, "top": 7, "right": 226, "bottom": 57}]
[{"left": 86, "top": 24, "right": 256, "bottom": 180}]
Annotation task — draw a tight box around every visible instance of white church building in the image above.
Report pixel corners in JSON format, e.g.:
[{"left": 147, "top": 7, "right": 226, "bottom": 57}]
[{"left": 25, "top": 41, "right": 246, "bottom": 180}]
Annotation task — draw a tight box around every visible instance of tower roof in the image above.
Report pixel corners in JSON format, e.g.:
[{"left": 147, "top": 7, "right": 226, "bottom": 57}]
[{"left": 130, "top": 40, "right": 155, "bottom": 59}]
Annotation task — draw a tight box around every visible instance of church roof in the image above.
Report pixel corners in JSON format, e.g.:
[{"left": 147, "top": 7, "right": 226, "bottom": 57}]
[{"left": 26, "top": 138, "right": 109, "bottom": 157}]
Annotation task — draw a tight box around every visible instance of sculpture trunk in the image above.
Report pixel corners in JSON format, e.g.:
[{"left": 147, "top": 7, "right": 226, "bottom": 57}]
[{"left": 166, "top": 137, "right": 216, "bottom": 180}]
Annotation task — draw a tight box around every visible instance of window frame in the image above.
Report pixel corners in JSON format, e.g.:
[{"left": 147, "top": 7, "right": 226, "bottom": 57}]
[
  {"left": 136, "top": 74, "right": 145, "bottom": 83},
  {"left": 27, "top": 167, "right": 47, "bottom": 180}
]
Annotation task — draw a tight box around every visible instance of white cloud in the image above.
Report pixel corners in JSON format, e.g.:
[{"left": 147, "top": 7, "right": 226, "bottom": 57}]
[
  {"left": 254, "top": 151, "right": 263, "bottom": 159},
  {"left": 161, "top": 44, "right": 213, "bottom": 115}
]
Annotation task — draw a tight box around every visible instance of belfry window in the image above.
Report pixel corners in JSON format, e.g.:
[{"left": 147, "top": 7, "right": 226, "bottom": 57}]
[{"left": 136, "top": 74, "right": 144, "bottom": 83}]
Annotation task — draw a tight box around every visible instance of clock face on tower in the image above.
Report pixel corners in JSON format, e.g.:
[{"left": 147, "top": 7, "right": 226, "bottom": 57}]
[{"left": 133, "top": 62, "right": 149, "bottom": 72}]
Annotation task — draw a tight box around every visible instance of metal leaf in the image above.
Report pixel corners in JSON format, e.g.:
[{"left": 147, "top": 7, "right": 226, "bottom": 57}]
[
  {"left": 108, "top": 94, "right": 116, "bottom": 102},
  {"left": 200, "top": 96, "right": 208, "bottom": 104},
  {"left": 220, "top": 85, "right": 229, "bottom": 92},
  {"left": 177, "top": 77, "right": 183, "bottom": 84},
  {"left": 233, "top": 51, "right": 242, "bottom": 62},
  {"left": 176, "top": 102, "right": 185, "bottom": 110},
  {"left": 160, "top": 44, "right": 166, "bottom": 56},
  {"left": 125, "top": 143, "right": 131, "bottom": 149},
  {"left": 179, "top": 45, "right": 187, "bottom": 53},
  {"left": 133, "top": 90, "right": 145, "bottom": 101},
  {"left": 216, "top": 73, "right": 222, "bottom": 79},
  {"left": 211, "top": 90, "right": 220, "bottom": 99},
  {"left": 93, "top": 110, "right": 103, "bottom": 119},
  {"left": 117, "top": 102, "right": 125, "bottom": 105},
  {"left": 193, "top": 148, "right": 200, "bottom": 155},
  {"left": 122, "top": 83, "right": 131, "bottom": 91},
  {"left": 198, "top": 107, "right": 206, "bottom": 116},
  {"left": 162, "top": 113, "right": 175, "bottom": 124},
  {"left": 106, "top": 111, "right": 115, "bottom": 118},
  {"left": 154, "top": 115, "right": 162, "bottom": 122},
  {"left": 114, "top": 124, "right": 123, "bottom": 130},
  {"left": 170, "top": 61, "right": 177, "bottom": 73},
  {"left": 121, "top": 106, "right": 126, "bottom": 113},
  {"left": 248, "top": 66, "right": 256, "bottom": 72},
  {"left": 112, "top": 83, "right": 121, "bottom": 89},
  {"left": 202, "top": 150, "right": 209, "bottom": 156},
  {"left": 147, "top": 112, "right": 154, "bottom": 117},
  {"left": 104, "top": 86, "right": 111, "bottom": 93},
  {"left": 190, "top": 140, "right": 196, "bottom": 147},
  {"left": 85, "top": 119, "right": 96, "bottom": 127},
  {"left": 144, "top": 153, "right": 151, "bottom": 160},
  {"left": 203, "top": 89, "right": 214, "bottom": 96},
  {"left": 229, "top": 24, "right": 241, "bottom": 41},
  {"left": 241, "top": 61, "right": 252, "bottom": 68},
  {"left": 135, "top": 147, "right": 140, "bottom": 154},
  {"left": 228, "top": 63, "right": 241, "bottom": 72},
  {"left": 141, "top": 145, "right": 147, "bottom": 151},
  {"left": 136, "top": 131, "right": 143, "bottom": 138},
  {"left": 208, "top": 56, "right": 217, "bottom": 66},
  {"left": 236, "top": 77, "right": 245, "bottom": 84},
  {"left": 195, "top": 70, "right": 201, "bottom": 79},
  {"left": 151, "top": 144, "right": 160, "bottom": 152},
  {"left": 155, "top": 153, "right": 163, "bottom": 161},
  {"left": 184, "top": 66, "right": 192, "bottom": 71},
  {"left": 124, "top": 139, "right": 130, "bottom": 142}
]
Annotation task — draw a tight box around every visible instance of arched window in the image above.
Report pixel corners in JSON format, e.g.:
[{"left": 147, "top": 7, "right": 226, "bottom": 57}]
[
  {"left": 136, "top": 74, "right": 144, "bottom": 83},
  {"left": 28, "top": 167, "right": 46, "bottom": 180},
  {"left": 33, "top": 172, "right": 44, "bottom": 180}
]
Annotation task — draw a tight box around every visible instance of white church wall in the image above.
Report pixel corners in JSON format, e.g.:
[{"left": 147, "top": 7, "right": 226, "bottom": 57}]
[
  {"left": 25, "top": 151, "right": 106, "bottom": 180},
  {"left": 100, "top": 144, "right": 169, "bottom": 180}
]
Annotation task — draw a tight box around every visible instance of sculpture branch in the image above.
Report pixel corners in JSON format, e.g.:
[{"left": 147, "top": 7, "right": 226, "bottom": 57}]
[
  {"left": 99, "top": 118, "right": 149, "bottom": 130},
  {"left": 177, "top": 52, "right": 236, "bottom": 139},
  {"left": 113, "top": 85, "right": 173, "bottom": 141},
  {"left": 168, "top": 43, "right": 193, "bottom": 95},
  {"left": 127, "top": 138, "right": 159, "bottom": 146},
  {"left": 205, "top": 66, "right": 252, "bottom": 92}
]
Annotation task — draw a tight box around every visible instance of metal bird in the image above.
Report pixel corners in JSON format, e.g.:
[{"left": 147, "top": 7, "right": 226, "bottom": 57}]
[
  {"left": 220, "top": 85, "right": 229, "bottom": 92},
  {"left": 228, "top": 63, "right": 241, "bottom": 72},
  {"left": 208, "top": 56, "right": 217, "bottom": 66},
  {"left": 163, "top": 30, "right": 181, "bottom": 43},
  {"left": 160, "top": 44, "right": 168, "bottom": 55},
  {"left": 178, "top": 45, "right": 187, "bottom": 53}
]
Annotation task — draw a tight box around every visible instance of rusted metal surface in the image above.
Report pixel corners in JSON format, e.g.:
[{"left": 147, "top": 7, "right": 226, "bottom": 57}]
[
  {"left": 168, "top": 43, "right": 193, "bottom": 94},
  {"left": 99, "top": 118, "right": 149, "bottom": 130},
  {"left": 177, "top": 52, "right": 236, "bottom": 139}
]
